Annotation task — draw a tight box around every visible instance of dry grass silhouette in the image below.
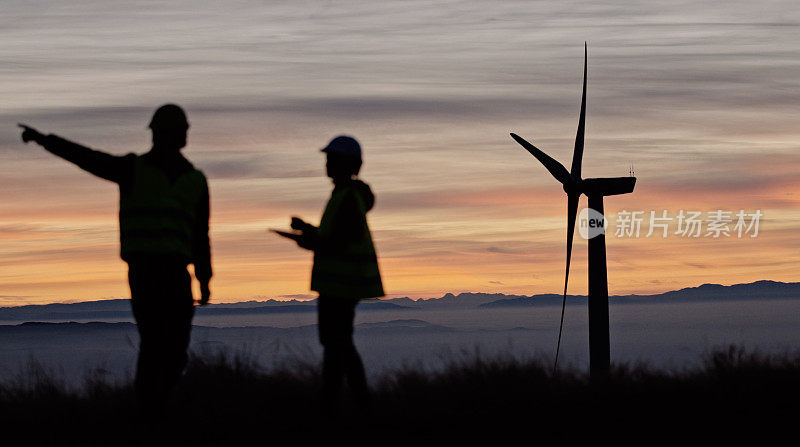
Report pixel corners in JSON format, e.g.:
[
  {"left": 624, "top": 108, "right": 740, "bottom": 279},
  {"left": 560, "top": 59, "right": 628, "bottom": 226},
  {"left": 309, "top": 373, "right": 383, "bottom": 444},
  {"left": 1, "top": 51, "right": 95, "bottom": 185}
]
[{"left": 1, "top": 345, "right": 797, "bottom": 444}]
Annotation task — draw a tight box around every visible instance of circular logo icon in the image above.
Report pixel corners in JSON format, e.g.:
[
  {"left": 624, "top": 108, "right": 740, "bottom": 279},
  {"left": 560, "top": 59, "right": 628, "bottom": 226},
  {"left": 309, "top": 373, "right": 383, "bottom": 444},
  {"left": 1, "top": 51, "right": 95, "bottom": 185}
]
[{"left": 578, "top": 207, "right": 607, "bottom": 239}]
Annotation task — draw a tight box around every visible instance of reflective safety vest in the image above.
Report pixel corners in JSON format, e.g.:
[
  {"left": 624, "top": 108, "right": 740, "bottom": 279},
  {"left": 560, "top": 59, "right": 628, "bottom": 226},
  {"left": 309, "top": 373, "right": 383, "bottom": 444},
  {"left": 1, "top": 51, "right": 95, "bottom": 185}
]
[
  {"left": 310, "top": 185, "right": 384, "bottom": 299},
  {"left": 119, "top": 155, "right": 206, "bottom": 262}
]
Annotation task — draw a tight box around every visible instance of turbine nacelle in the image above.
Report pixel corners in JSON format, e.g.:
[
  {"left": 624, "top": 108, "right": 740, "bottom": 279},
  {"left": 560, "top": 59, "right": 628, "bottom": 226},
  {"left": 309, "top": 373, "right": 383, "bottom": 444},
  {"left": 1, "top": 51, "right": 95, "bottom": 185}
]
[
  {"left": 565, "top": 177, "right": 637, "bottom": 197},
  {"left": 582, "top": 177, "right": 636, "bottom": 197}
]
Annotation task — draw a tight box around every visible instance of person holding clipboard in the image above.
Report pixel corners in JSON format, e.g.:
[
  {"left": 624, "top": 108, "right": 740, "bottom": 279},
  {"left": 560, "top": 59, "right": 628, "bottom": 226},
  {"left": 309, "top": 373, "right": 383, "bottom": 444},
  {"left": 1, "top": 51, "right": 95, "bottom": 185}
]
[{"left": 273, "top": 135, "right": 383, "bottom": 414}]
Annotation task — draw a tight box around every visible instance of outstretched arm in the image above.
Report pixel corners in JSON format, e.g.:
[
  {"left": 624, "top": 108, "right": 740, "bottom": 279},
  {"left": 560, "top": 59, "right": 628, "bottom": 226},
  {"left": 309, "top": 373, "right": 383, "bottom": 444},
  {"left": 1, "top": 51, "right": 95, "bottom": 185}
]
[{"left": 18, "top": 124, "right": 130, "bottom": 184}]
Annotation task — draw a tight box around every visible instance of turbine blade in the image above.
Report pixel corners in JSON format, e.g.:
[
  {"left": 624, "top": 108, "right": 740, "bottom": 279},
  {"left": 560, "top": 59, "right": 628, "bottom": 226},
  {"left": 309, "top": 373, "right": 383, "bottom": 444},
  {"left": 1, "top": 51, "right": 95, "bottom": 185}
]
[
  {"left": 554, "top": 192, "right": 580, "bottom": 371},
  {"left": 571, "top": 43, "right": 587, "bottom": 179},
  {"left": 510, "top": 133, "right": 571, "bottom": 185},
  {"left": 564, "top": 192, "right": 579, "bottom": 296}
]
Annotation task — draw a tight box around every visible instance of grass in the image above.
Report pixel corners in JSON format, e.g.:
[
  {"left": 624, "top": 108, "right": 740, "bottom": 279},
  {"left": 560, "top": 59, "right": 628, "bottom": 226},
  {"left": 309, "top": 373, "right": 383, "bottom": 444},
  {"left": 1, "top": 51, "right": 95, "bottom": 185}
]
[{"left": 1, "top": 346, "right": 799, "bottom": 444}]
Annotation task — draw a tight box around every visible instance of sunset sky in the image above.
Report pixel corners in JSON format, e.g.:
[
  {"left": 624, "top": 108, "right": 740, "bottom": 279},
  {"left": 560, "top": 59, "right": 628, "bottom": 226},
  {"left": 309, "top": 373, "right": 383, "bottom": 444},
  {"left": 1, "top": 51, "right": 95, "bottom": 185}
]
[{"left": 1, "top": 0, "right": 798, "bottom": 306}]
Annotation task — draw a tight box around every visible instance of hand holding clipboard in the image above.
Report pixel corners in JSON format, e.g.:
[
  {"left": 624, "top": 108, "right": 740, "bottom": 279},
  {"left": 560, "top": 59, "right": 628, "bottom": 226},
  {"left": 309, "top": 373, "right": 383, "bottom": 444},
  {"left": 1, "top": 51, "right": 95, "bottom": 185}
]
[{"left": 270, "top": 228, "right": 303, "bottom": 243}]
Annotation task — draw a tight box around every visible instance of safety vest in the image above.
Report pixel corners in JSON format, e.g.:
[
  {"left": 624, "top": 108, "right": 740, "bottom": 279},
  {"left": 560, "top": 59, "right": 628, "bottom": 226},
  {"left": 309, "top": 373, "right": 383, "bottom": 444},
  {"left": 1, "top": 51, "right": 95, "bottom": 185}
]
[
  {"left": 119, "top": 155, "right": 206, "bottom": 262},
  {"left": 310, "top": 184, "right": 384, "bottom": 299}
]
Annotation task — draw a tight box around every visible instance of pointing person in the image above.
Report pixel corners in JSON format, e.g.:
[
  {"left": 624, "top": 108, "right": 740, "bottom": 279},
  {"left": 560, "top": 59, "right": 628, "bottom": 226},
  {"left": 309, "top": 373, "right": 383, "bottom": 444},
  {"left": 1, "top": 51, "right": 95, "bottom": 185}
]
[
  {"left": 275, "top": 135, "right": 383, "bottom": 413},
  {"left": 18, "top": 104, "right": 212, "bottom": 414}
]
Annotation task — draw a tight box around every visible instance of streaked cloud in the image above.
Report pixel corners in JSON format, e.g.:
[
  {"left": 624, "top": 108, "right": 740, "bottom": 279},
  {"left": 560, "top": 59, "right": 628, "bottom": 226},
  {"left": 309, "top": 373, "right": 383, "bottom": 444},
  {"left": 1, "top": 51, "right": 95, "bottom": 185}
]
[{"left": 1, "top": 0, "right": 798, "bottom": 304}]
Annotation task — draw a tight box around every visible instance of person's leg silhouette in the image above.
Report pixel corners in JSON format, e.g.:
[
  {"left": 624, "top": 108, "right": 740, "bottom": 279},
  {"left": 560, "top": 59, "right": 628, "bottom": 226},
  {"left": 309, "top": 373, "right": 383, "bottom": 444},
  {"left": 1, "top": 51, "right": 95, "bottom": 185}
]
[
  {"left": 129, "top": 258, "right": 194, "bottom": 415},
  {"left": 318, "top": 295, "right": 369, "bottom": 413}
]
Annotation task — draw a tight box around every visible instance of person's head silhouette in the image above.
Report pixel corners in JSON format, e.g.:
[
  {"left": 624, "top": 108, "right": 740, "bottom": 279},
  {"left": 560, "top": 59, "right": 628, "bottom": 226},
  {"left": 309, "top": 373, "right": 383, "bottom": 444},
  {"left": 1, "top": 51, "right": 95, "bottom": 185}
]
[
  {"left": 149, "top": 104, "right": 190, "bottom": 152},
  {"left": 321, "top": 135, "right": 362, "bottom": 182}
]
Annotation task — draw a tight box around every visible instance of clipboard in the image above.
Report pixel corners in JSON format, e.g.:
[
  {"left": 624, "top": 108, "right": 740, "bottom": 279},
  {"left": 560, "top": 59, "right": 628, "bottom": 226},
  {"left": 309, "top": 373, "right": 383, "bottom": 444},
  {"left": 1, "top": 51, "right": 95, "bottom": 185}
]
[{"left": 270, "top": 228, "right": 303, "bottom": 243}]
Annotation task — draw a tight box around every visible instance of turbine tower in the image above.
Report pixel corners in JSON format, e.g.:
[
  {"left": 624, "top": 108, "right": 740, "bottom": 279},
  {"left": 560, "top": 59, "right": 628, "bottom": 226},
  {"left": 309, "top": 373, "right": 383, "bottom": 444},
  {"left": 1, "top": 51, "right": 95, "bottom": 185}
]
[{"left": 510, "top": 44, "right": 636, "bottom": 376}]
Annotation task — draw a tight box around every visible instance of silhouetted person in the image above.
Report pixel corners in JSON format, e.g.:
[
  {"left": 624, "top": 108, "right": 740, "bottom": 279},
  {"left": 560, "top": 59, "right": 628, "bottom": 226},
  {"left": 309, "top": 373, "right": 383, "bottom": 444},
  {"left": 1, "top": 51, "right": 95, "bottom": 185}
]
[
  {"left": 18, "top": 104, "right": 212, "bottom": 414},
  {"left": 276, "top": 136, "right": 384, "bottom": 413}
]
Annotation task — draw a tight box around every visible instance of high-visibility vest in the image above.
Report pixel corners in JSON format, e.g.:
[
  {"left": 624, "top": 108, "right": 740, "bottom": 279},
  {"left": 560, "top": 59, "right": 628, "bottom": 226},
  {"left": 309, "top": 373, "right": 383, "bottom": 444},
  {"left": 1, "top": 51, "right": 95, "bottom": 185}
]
[
  {"left": 119, "top": 155, "right": 206, "bottom": 261},
  {"left": 310, "top": 184, "right": 384, "bottom": 299}
]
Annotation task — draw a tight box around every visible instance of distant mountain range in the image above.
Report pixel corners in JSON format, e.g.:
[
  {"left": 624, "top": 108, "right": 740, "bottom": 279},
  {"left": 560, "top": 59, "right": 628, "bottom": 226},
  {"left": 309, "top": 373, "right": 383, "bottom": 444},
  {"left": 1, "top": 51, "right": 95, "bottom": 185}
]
[
  {"left": 1, "top": 280, "right": 798, "bottom": 322},
  {"left": 478, "top": 280, "right": 800, "bottom": 308},
  {"left": 0, "top": 299, "right": 405, "bottom": 322}
]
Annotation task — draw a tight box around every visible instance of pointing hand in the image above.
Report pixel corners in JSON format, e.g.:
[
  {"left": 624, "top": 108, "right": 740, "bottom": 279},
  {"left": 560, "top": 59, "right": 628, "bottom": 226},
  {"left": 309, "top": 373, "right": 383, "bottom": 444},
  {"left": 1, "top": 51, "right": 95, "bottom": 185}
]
[{"left": 18, "top": 123, "right": 43, "bottom": 144}]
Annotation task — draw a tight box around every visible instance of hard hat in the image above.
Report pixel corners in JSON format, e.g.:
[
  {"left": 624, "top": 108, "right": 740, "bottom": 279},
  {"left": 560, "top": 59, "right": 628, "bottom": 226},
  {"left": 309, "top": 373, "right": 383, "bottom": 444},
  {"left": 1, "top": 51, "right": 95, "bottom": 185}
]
[
  {"left": 148, "top": 104, "right": 190, "bottom": 130},
  {"left": 321, "top": 135, "right": 361, "bottom": 159}
]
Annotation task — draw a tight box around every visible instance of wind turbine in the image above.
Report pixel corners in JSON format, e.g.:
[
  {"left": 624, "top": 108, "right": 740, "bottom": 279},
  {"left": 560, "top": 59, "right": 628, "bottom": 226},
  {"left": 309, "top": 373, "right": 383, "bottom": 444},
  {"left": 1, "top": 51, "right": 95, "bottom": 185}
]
[{"left": 510, "top": 44, "right": 636, "bottom": 376}]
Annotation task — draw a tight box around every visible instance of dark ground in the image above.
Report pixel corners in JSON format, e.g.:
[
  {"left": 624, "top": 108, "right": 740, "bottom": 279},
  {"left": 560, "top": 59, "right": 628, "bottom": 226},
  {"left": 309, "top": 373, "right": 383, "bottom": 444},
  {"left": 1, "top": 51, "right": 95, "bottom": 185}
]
[{"left": 1, "top": 346, "right": 798, "bottom": 445}]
